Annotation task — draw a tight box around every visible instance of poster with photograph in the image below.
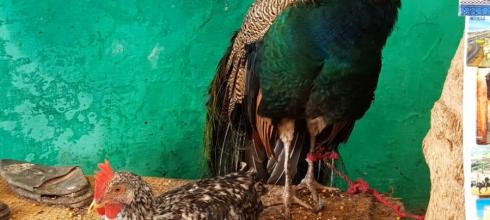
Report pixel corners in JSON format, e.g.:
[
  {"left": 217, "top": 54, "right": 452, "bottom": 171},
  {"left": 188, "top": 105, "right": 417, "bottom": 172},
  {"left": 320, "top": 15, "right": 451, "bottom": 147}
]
[
  {"left": 472, "top": 148, "right": 490, "bottom": 196},
  {"left": 461, "top": 0, "right": 490, "bottom": 16},
  {"left": 477, "top": 199, "right": 490, "bottom": 220},
  {"left": 467, "top": 17, "right": 490, "bottom": 68},
  {"left": 466, "top": 17, "right": 490, "bottom": 144},
  {"left": 465, "top": 16, "right": 490, "bottom": 220}
]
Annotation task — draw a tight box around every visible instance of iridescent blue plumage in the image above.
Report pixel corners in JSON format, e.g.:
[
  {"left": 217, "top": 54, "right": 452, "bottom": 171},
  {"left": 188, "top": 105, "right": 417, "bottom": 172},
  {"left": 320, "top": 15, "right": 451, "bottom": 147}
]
[{"left": 255, "top": 1, "right": 399, "bottom": 121}]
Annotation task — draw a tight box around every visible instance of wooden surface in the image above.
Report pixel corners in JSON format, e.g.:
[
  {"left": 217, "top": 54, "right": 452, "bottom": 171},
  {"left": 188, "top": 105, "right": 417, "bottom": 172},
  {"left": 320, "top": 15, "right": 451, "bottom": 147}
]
[
  {"left": 422, "top": 38, "right": 465, "bottom": 220},
  {"left": 477, "top": 67, "right": 488, "bottom": 144},
  {"left": 0, "top": 176, "right": 405, "bottom": 220}
]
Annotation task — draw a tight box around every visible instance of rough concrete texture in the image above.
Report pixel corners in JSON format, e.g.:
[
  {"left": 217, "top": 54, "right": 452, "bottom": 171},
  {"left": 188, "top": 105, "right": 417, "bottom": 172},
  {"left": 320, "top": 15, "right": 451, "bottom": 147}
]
[
  {"left": 0, "top": 0, "right": 463, "bottom": 211},
  {"left": 422, "top": 39, "right": 464, "bottom": 220}
]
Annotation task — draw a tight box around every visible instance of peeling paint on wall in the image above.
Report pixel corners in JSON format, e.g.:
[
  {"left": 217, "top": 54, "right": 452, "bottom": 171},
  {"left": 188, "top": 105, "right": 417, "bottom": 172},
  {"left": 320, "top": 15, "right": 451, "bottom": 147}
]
[
  {"left": 0, "top": 0, "right": 463, "bottom": 211},
  {"left": 0, "top": 0, "right": 251, "bottom": 177}
]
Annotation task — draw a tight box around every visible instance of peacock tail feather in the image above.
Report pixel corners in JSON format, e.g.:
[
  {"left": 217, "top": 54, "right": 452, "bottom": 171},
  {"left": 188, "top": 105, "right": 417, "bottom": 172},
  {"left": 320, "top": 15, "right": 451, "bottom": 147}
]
[{"left": 205, "top": 0, "right": 307, "bottom": 177}]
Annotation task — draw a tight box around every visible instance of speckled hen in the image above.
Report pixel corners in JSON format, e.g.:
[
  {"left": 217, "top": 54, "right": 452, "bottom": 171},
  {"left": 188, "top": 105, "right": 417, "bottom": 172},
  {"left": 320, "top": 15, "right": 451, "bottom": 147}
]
[{"left": 89, "top": 161, "right": 266, "bottom": 220}]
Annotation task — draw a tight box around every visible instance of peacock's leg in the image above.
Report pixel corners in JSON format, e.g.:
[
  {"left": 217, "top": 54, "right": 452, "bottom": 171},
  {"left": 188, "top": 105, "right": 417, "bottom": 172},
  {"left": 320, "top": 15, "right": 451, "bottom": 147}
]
[
  {"left": 297, "top": 133, "right": 325, "bottom": 211},
  {"left": 297, "top": 117, "right": 334, "bottom": 212},
  {"left": 278, "top": 119, "right": 295, "bottom": 219},
  {"left": 297, "top": 155, "right": 339, "bottom": 193},
  {"left": 277, "top": 119, "right": 313, "bottom": 219}
]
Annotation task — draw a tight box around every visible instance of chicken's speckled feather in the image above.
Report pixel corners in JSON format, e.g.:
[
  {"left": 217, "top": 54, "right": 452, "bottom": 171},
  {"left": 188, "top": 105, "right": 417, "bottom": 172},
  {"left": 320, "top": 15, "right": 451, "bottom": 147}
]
[{"left": 98, "top": 171, "right": 265, "bottom": 220}]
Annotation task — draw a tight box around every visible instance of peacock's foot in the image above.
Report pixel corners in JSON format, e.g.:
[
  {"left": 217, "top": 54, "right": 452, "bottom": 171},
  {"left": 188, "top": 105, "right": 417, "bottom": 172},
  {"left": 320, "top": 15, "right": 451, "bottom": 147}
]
[
  {"left": 294, "top": 176, "right": 342, "bottom": 212},
  {"left": 283, "top": 185, "right": 316, "bottom": 220},
  {"left": 297, "top": 178, "right": 339, "bottom": 193}
]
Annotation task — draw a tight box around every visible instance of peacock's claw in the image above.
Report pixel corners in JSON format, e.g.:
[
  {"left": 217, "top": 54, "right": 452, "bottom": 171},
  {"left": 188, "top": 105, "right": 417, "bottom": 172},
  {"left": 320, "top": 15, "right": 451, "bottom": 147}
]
[
  {"left": 297, "top": 179, "right": 339, "bottom": 193},
  {"left": 294, "top": 176, "right": 334, "bottom": 213},
  {"left": 311, "top": 198, "right": 325, "bottom": 213},
  {"left": 283, "top": 186, "right": 318, "bottom": 220},
  {"left": 291, "top": 193, "right": 314, "bottom": 210}
]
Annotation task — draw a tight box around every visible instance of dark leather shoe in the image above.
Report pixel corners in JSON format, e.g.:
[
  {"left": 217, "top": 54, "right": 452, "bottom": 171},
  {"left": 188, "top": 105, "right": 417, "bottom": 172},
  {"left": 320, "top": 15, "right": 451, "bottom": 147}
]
[{"left": 0, "top": 159, "right": 92, "bottom": 208}]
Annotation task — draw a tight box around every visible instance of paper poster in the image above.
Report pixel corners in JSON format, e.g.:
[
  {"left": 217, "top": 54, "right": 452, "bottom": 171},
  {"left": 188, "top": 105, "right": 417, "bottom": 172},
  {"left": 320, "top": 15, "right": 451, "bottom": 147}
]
[
  {"left": 461, "top": 0, "right": 490, "bottom": 16},
  {"left": 464, "top": 16, "right": 490, "bottom": 220}
]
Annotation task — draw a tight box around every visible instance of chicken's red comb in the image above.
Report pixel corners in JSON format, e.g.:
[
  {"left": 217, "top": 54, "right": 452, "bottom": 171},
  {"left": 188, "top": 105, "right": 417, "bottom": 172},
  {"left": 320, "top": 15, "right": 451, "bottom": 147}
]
[{"left": 94, "top": 160, "right": 115, "bottom": 200}]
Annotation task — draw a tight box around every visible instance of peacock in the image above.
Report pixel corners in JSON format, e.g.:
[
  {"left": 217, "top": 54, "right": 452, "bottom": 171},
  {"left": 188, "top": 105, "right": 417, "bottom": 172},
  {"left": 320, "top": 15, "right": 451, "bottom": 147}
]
[{"left": 205, "top": 0, "right": 401, "bottom": 218}]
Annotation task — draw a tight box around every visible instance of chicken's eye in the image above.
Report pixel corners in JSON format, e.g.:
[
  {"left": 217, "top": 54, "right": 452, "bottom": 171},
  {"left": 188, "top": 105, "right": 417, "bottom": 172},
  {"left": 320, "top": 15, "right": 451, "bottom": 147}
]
[{"left": 113, "top": 186, "right": 124, "bottom": 193}]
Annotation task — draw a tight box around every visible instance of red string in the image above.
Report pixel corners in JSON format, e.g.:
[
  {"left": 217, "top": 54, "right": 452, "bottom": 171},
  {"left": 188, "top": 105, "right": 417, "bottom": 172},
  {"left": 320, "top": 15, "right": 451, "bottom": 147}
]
[
  {"left": 313, "top": 149, "right": 425, "bottom": 220},
  {"left": 306, "top": 148, "right": 339, "bottom": 162},
  {"left": 346, "top": 179, "right": 424, "bottom": 220}
]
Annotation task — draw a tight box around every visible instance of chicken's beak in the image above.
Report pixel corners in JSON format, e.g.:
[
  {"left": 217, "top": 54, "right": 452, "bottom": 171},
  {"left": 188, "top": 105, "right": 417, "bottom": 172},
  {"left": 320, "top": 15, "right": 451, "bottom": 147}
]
[{"left": 87, "top": 200, "right": 103, "bottom": 214}]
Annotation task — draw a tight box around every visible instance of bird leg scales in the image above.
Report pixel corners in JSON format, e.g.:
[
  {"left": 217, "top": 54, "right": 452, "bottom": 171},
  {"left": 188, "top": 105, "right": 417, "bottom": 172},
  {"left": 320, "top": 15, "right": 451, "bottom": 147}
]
[
  {"left": 296, "top": 135, "right": 325, "bottom": 212},
  {"left": 297, "top": 179, "right": 339, "bottom": 192},
  {"left": 278, "top": 119, "right": 312, "bottom": 219},
  {"left": 297, "top": 153, "right": 339, "bottom": 193},
  {"left": 296, "top": 117, "right": 334, "bottom": 212}
]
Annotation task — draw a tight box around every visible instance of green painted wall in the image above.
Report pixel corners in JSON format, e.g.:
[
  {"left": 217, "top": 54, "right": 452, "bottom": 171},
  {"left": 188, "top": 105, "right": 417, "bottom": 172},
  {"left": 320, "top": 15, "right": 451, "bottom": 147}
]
[
  {"left": 338, "top": 1, "right": 463, "bottom": 211},
  {"left": 0, "top": 0, "right": 463, "bottom": 211}
]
